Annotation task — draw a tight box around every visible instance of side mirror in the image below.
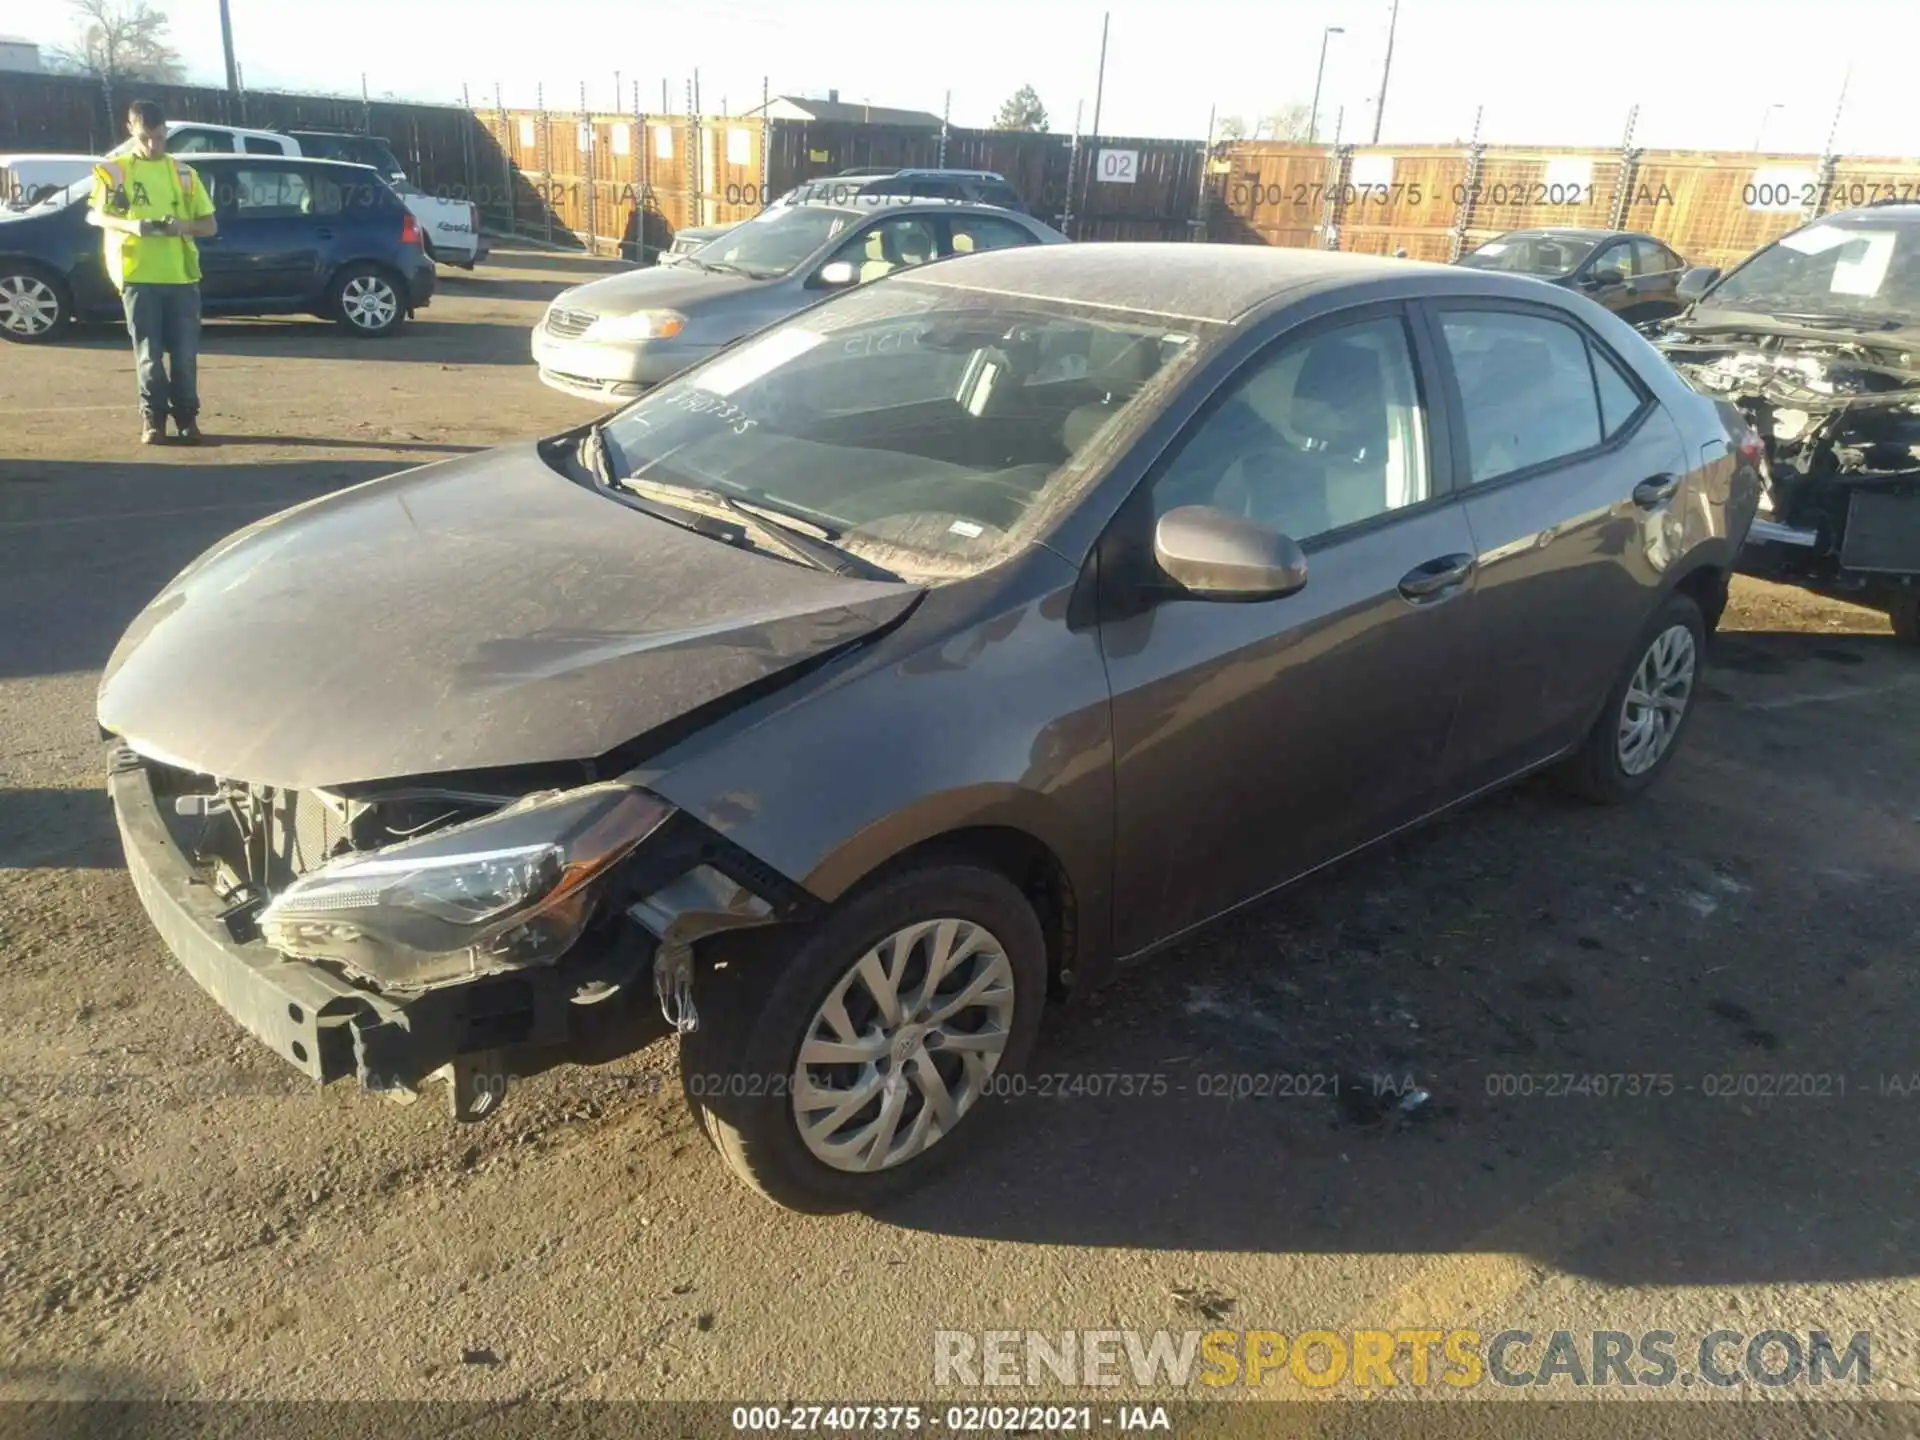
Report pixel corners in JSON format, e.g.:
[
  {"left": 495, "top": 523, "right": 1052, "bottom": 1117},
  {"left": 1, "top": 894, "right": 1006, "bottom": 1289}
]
[
  {"left": 812, "top": 260, "right": 857, "bottom": 289},
  {"left": 1153, "top": 506, "right": 1308, "bottom": 600},
  {"left": 1676, "top": 265, "right": 1721, "bottom": 304}
]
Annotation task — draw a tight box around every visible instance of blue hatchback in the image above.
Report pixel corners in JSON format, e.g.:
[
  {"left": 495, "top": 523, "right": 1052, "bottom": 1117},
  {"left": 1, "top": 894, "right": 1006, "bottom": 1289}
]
[{"left": 0, "top": 155, "right": 435, "bottom": 343}]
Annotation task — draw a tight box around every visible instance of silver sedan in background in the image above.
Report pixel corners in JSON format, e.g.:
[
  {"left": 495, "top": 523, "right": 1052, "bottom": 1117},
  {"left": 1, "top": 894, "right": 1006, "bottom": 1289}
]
[{"left": 532, "top": 197, "right": 1068, "bottom": 403}]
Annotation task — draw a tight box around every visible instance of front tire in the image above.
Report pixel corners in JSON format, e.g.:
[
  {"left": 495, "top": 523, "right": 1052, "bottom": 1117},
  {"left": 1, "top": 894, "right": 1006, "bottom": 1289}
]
[
  {"left": 329, "top": 264, "right": 405, "bottom": 337},
  {"left": 1555, "top": 591, "right": 1706, "bottom": 803},
  {"left": 0, "top": 264, "right": 71, "bottom": 343},
  {"left": 682, "top": 862, "right": 1047, "bottom": 1213}
]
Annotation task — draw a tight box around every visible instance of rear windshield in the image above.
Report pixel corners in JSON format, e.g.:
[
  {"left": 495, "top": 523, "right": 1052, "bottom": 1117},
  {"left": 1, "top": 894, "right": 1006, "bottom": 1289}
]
[{"left": 1459, "top": 234, "right": 1601, "bottom": 278}]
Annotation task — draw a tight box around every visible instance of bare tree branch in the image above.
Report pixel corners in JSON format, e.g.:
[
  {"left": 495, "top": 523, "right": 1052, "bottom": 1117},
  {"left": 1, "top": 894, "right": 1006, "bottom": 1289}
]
[{"left": 50, "top": 0, "right": 184, "bottom": 86}]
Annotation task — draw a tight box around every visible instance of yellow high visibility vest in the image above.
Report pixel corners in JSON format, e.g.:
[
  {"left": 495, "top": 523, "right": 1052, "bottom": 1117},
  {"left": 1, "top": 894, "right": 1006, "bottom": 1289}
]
[{"left": 92, "top": 156, "right": 204, "bottom": 288}]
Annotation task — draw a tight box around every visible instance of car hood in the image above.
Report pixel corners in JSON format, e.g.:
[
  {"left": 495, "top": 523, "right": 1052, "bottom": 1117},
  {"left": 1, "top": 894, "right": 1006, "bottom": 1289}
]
[
  {"left": 97, "top": 444, "right": 923, "bottom": 791},
  {"left": 558, "top": 263, "right": 766, "bottom": 314}
]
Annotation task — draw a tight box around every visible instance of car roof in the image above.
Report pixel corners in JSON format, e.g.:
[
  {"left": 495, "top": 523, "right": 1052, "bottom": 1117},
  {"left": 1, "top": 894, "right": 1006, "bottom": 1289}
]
[
  {"left": 184, "top": 154, "right": 387, "bottom": 176},
  {"left": 782, "top": 195, "right": 1037, "bottom": 220},
  {"left": 0, "top": 152, "right": 100, "bottom": 163},
  {"left": 1823, "top": 203, "right": 1920, "bottom": 223},
  {"left": 1490, "top": 227, "right": 1619, "bottom": 240},
  {"left": 896, "top": 242, "right": 1568, "bottom": 325}
]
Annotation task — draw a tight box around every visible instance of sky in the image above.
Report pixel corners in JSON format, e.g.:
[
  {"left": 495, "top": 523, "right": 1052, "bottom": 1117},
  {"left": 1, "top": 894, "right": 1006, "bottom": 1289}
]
[{"left": 4, "top": 0, "right": 1918, "bottom": 156}]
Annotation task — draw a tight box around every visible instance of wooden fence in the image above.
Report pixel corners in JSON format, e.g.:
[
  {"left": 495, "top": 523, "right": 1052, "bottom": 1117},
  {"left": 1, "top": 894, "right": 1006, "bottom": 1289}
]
[
  {"left": 8, "top": 73, "right": 1914, "bottom": 272},
  {"left": 1211, "top": 141, "right": 1920, "bottom": 272}
]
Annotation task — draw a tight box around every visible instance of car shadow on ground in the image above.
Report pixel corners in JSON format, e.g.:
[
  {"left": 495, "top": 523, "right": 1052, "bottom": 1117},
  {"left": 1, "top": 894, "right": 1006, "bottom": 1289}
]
[
  {"left": 0, "top": 787, "right": 120, "bottom": 870},
  {"left": 62, "top": 319, "right": 540, "bottom": 365},
  {"left": 435, "top": 273, "right": 592, "bottom": 304},
  {"left": 0, "top": 457, "right": 398, "bottom": 682},
  {"left": 862, "top": 624, "right": 1920, "bottom": 1286}
]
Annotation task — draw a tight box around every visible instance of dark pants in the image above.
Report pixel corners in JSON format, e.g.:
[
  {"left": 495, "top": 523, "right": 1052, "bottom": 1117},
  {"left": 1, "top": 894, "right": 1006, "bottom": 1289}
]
[{"left": 121, "top": 283, "right": 202, "bottom": 427}]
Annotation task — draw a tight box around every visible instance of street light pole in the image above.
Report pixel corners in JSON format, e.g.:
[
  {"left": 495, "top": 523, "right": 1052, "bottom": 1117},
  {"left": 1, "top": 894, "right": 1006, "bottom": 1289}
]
[
  {"left": 1371, "top": 0, "right": 1399, "bottom": 144},
  {"left": 1090, "top": 12, "right": 1110, "bottom": 139},
  {"left": 1308, "top": 26, "right": 1343, "bottom": 145},
  {"left": 217, "top": 0, "right": 239, "bottom": 99}
]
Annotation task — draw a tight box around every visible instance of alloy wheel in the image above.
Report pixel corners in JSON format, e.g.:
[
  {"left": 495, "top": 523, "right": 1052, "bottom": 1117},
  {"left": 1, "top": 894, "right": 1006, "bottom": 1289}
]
[
  {"left": 0, "top": 274, "right": 60, "bottom": 337},
  {"left": 1617, "top": 622, "right": 1696, "bottom": 776},
  {"left": 341, "top": 275, "right": 398, "bottom": 331},
  {"left": 791, "top": 918, "right": 1016, "bottom": 1173}
]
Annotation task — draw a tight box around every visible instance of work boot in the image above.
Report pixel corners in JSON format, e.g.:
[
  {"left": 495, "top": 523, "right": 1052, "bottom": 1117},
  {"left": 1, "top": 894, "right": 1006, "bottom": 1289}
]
[
  {"left": 173, "top": 417, "right": 204, "bottom": 445},
  {"left": 140, "top": 420, "right": 166, "bottom": 445}
]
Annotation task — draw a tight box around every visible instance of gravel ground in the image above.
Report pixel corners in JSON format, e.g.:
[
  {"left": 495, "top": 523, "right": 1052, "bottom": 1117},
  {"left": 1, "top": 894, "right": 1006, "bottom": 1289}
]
[{"left": 2, "top": 250, "right": 1918, "bottom": 1424}]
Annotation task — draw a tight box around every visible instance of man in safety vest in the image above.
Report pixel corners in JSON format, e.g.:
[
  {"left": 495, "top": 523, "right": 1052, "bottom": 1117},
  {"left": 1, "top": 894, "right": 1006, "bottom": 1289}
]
[{"left": 87, "top": 100, "right": 218, "bottom": 444}]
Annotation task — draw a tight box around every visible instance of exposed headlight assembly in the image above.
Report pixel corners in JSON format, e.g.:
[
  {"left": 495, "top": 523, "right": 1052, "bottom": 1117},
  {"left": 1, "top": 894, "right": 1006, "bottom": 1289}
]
[
  {"left": 258, "top": 783, "right": 672, "bottom": 992},
  {"left": 584, "top": 309, "right": 687, "bottom": 342}
]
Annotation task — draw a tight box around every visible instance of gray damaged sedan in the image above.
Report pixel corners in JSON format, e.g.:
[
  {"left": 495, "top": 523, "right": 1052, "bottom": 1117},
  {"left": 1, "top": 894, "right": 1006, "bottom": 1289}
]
[
  {"left": 531, "top": 196, "right": 1067, "bottom": 402},
  {"left": 102, "top": 244, "right": 1759, "bottom": 1212}
]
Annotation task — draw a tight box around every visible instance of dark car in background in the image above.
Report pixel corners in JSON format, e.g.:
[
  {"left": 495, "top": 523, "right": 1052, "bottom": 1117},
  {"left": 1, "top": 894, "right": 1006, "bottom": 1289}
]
[
  {"left": 0, "top": 155, "right": 434, "bottom": 342},
  {"left": 1654, "top": 204, "right": 1920, "bottom": 641},
  {"left": 1457, "top": 227, "right": 1689, "bottom": 326},
  {"left": 660, "top": 168, "right": 1034, "bottom": 265},
  {"left": 102, "top": 244, "right": 1756, "bottom": 1212}
]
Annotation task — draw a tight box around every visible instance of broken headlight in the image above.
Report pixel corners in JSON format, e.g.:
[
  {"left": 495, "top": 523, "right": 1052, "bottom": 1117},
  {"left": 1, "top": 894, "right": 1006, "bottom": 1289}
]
[{"left": 257, "top": 782, "right": 672, "bottom": 991}]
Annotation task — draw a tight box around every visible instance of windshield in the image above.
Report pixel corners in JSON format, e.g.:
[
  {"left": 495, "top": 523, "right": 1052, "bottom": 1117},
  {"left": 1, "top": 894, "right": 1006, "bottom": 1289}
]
[
  {"left": 1459, "top": 234, "right": 1601, "bottom": 278},
  {"left": 1698, "top": 220, "right": 1920, "bottom": 326},
  {"left": 695, "top": 205, "right": 858, "bottom": 278},
  {"left": 591, "top": 279, "right": 1213, "bottom": 582}
]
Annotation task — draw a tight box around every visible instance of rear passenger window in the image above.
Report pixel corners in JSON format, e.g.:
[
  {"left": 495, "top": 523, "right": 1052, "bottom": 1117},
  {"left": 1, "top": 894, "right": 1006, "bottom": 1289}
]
[
  {"left": 166, "top": 129, "right": 230, "bottom": 154},
  {"left": 1440, "top": 310, "right": 1604, "bottom": 484},
  {"left": 1590, "top": 340, "right": 1647, "bottom": 437},
  {"left": 243, "top": 136, "right": 284, "bottom": 155},
  {"left": 223, "top": 168, "right": 315, "bottom": 218}
]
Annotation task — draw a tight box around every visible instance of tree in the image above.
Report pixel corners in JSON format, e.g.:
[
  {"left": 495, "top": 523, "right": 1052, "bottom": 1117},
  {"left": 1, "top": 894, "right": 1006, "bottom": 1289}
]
[
  {"left": 993, "top": 85, "right": 1048, "bottom": 133},
  {"left": 1216, "top": 115, "right": 1249, "bottom": 142},
  {"left": 49, "top": 0, "right": 184, "bottom": 86},
  {"left": 1253, "top": 103, "right": 1313, "bottom": 143}
]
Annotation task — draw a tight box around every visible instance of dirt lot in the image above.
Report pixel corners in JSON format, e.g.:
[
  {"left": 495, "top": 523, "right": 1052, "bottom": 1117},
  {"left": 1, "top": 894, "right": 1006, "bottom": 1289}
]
[{"left": 2, "top": 250, "right": 1919, "bottom": 1422}]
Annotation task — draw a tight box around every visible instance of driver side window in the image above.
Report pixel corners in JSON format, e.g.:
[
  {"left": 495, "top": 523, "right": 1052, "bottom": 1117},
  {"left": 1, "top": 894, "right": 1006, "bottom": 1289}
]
[
  {"left": 827, "top": 215, "right": 941, "bottom": 284},
  {"left": 1147, "top": 315, "right": 1431, "bottom": 544},
  {"left": 1590, "top": 242, "right": 1632, "bottom": 279}
]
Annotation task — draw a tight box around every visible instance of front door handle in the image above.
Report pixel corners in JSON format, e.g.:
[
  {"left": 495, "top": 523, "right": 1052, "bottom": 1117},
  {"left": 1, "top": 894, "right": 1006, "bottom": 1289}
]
[
  {"left": 1634, "top": 473, "right": 1681, "bottom": 508},
  {"left": 1398, "top": 553, "right": 1476, "bottom": 602}
]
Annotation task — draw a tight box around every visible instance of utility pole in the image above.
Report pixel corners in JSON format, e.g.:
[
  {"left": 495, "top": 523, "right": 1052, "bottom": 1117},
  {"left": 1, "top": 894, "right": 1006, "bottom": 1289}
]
[
  {"left": 1823, "top": 62, "right": 1851, "bottom": 155},
  {"left": 1371, "top": 0, "right": 1400, "bottom": 145},
  {"left": 1090, "top": 12, "right": 1109, "bottom": 139},
  {"left": 217, "top": 0, "right": 239, "bottom": 100}
]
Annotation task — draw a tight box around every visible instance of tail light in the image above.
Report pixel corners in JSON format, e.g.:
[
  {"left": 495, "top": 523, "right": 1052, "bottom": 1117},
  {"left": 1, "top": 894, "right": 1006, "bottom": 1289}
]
[
  {"left": 469, "top": 203, "right": 481, "bottom": 235},
  {"left": 400, "top": 213, "right": 420, "bottom": 246}
]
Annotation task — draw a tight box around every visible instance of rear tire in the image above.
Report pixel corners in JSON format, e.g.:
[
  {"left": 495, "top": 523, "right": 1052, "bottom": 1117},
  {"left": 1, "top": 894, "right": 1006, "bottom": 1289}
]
[
  {"left": 1555, "top": 591, "right": 1707, "bottom": 804},
  {"left": 329, "top": 264, "right": 405, "bottom": 337},
  {"left": 0, "top": 263, "right": 71, "bottom": 343},
  {"left": 681, "top": 861, "right": 1047, "bottom": 1214}
]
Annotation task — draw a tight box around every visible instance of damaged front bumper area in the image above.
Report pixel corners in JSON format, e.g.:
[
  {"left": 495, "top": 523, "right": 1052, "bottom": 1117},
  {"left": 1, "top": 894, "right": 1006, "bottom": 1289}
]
[
  {"left": 1661, "top": 333, "right": 1920, "bottom": 588},
  {"left": 105, "top": 743, "right": 814, "bottom": 1116}
]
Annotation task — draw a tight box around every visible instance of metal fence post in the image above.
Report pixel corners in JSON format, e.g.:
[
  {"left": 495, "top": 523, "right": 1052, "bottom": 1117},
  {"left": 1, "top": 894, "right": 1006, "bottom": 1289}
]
[
  {"left": 1063, "top": 101, "right": 1082, "bottom": 238},
  {"left": 759, "top": 76, "right": 769, "bottom": 211},
  {"left": 939, "top": 90, "right": 950, "bottom": 170},
  {"left": 1449, "top": 105, "right": 1485, "bottom": 262},
  {"left": 1607, "top": 104, "right": 1639, "bottom": 232},
  {"left": 581, "top": 80, "right": 596, "bottom": 256},
  {"left": 496, "top": 81, "right": 513, "bottom": 240},
  {"left": 684, "top": 77, "right": 696, "bottom": 234},
  {"left": 1320, "top": 143, "right": 1352, "bottom": 249},
  {"left": 538, "top": 82, "right": 552, "bottom": 244},
  {"left": 1190, "top": 106, "right": 1214, "bottom": 244}
]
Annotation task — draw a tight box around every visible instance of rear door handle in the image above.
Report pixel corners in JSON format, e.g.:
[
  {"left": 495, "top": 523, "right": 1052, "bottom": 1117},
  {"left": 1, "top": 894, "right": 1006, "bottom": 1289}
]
[
  {"left": 1398, "top": 553, "right": 1476, "bottom": 602},
  {"left": 1634, "top": 473, "right": 1681, "bottom": 508}
]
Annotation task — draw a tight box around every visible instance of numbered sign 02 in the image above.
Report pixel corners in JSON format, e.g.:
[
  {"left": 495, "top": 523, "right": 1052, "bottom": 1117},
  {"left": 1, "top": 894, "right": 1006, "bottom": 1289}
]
[{"left": 1096, "top": 149, "right": 1139, "bottom": 184}]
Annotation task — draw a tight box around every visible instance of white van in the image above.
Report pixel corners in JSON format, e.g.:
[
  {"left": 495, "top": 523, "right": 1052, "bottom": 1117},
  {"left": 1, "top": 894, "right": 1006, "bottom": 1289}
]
[{"left": 108, "top": 123, "right": 487, "bottom": 268}]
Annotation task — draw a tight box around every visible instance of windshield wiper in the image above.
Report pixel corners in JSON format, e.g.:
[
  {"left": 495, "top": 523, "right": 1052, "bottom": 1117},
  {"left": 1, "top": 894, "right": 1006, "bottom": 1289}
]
[
  {"left": 578, "top": 423, "right": 752, "bottom": 545},
  {"left": 621, "top": 476, "right": 896, "bottom": 580}
]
